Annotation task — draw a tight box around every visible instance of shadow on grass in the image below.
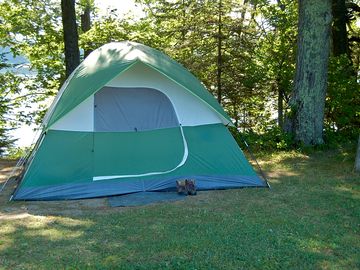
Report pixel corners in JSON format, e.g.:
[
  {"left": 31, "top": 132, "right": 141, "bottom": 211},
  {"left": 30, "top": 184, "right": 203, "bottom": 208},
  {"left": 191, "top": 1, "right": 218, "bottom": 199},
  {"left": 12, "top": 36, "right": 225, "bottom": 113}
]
[{"left": 0, "top": 149, "right": 359, "bottom": 269}]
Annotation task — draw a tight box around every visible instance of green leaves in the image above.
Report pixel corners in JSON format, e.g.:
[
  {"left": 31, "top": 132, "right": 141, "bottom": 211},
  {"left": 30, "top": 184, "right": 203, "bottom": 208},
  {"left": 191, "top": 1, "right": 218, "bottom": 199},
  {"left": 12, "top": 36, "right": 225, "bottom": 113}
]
[
  {"left": 0, "top": 0, "right": 358, "bottom": 153},
  {"left": 0, "top": 0, "right": 64, "bottom": 129},
  {"left": 326, "top": 55, "right": 360, "bottom": 139}
]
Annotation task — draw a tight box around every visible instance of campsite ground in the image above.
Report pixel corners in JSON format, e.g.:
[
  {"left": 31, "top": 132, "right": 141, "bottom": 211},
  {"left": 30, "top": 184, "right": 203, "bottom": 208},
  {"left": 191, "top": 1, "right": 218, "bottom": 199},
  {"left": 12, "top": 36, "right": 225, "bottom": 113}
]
[{"left": 0, "top": 146, "right": 359, "bottom": 269}]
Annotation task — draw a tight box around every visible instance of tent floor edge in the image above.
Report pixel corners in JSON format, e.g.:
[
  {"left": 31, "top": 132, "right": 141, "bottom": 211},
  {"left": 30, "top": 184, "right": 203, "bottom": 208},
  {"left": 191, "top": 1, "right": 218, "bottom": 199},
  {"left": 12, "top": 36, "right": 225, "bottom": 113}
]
[{"left": 12, "top": 175, "right": 267, "bottom": 201}]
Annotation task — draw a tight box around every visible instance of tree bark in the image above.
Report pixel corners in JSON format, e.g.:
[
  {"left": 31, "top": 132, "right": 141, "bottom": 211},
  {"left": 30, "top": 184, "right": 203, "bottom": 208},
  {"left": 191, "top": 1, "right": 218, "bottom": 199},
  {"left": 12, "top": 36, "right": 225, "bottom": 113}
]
[
  {"left": 81, "top": 3, "right": 92, "bottom": 58},
  {"left": 332, "top": 0, "right": 350, "bottom": 57},
  {"left": 355, "top": 135, "right": 360, "bottom": 172},
  {"left": 277, "top": 84, "right": 284, "bottom": 129},
  {"left": 290, "top": 0, "right": 332, "bottom": 145},
  {"left": 61, "top": 0, "right": 80, "bottom": 78}
]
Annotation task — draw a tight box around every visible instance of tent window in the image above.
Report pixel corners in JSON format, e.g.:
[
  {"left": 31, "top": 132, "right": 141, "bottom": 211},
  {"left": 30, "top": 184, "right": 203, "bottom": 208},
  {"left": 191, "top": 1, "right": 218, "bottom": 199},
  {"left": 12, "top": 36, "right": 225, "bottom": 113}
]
[{"left": 94, "top": 87, "right": 179, "bottom": 132}]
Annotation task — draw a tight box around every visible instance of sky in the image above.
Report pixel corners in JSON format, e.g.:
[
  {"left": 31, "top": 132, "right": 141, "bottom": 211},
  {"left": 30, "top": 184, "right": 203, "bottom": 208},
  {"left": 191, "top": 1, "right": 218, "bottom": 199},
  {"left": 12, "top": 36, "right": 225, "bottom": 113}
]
[
  {"left": 12, "top": 0, "right": 142, "bottom": 147},
  {"left": 95, "top": 0, "right": 143, "bottom": 18}
]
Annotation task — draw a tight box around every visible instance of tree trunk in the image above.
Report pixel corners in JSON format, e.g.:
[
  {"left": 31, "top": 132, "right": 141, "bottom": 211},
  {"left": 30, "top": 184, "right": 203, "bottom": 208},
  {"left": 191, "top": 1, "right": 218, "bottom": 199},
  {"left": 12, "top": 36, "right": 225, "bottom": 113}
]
[
  {"left": 290, "top": 0, "right": 332, "bottom": 145},
  {"left": 232, "top": 103, "right": 239, "bottom": 127},
  {"left": 217, "top": 0, "right": 223, "bottom": 104},
  {"left": 61, "top": 0, "right": 80, "bottom": 78},
  {"left": 81, "top": 3, "right": 92, "bottom": 59},
  {"left": 355, "top": 135, "right": 360, "bottom": 172},
  {"left": 277, "top": 85, "right": 284, "bottom": 129},
  {"left": 276, "top": 1, "right": 286, "bottom": 131},
  {"left": 332, "top": 0, "right": 350, "bottom": 57}
]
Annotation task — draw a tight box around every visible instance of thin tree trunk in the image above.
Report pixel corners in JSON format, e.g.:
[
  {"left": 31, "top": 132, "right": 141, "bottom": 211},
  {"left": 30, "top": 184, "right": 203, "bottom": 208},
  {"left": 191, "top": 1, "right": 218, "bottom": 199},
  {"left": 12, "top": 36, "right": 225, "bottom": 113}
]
[
  {"left": 233, "top": 103, "right": 239, "bottom": 127},
  {"left": 276, "top": 0, "right": 285, "bottom": 130},
  {"left": 355, "top": 135, "right": 360, "bottom": 172},
  {"left": 81, "top": 3, "right": 92, "bottom": 58},
  {"left": 290, "top": 0, "right": 332, "bottom": 145},
  {"left": 181, "top": 0, "right": 186, "bottom": 41},
  {"left": 217, "top": 0, "right": 223, "bottom": 104},
  {"left": 332, "top": 0, "right": 350, "bottom": 57},
  {"left": 237, "top": 0, "right": 248, "bottom": 40},
  {"left": 278, "top": 85, "right": 284, "bottom": 129},
  {"left": 61, "top": 0, "right": 80, "bottom": 78}
]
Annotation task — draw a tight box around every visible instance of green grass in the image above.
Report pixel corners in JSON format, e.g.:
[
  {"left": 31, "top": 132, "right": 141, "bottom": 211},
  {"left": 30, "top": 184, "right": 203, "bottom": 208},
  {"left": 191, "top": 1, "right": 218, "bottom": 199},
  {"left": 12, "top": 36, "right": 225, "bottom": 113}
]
[{"left": 0, "top": 146, "right": 359, "bottom": 269}]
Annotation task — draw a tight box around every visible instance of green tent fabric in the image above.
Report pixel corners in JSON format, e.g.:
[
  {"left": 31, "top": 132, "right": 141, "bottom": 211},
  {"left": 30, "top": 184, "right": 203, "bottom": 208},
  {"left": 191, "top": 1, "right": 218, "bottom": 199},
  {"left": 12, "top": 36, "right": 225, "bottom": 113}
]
[
  {"left": 44, "top": 42, "right": 231, "bottom": 128},
  {"left": 13, "top": 41, "right": 267, "bottom": 201}
]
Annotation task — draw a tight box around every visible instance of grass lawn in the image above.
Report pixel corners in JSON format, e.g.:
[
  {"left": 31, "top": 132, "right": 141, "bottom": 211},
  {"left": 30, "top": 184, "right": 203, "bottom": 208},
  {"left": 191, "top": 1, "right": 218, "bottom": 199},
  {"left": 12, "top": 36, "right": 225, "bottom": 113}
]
[{"left": 0, "top": 146, "right": 359, "bottom": 269}]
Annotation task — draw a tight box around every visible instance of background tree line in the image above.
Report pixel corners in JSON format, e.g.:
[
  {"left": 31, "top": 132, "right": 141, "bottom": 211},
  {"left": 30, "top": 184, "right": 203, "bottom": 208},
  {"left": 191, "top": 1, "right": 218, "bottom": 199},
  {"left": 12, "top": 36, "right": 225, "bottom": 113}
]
[{"left": 0, "top": 0, "right": 359, "bottom": 155}]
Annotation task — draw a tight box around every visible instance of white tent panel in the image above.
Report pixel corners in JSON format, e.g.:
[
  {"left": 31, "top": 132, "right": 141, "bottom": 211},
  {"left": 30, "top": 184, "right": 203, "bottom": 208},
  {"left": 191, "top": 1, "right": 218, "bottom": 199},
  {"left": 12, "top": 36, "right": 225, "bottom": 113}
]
[
  {"left": 50, "top": 62, "right": 222, "bottom": 131},
  {"left": 105, "top": 62, "right": 222, "bottom": 126},
  {"left": 50, "top": 96, "right": 94, "bottom": 131}
]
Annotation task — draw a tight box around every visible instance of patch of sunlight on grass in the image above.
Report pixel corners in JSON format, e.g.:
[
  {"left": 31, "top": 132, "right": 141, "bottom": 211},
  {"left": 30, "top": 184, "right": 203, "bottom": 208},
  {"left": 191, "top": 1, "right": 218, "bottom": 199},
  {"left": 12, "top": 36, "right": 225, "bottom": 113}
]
[
  {"left": 0, "top": 237, "right": 13, "bottom": 252},
  {"left": 0, "top": 160, "right": 19, "bottom": 183},
  {"left": 298, "top": 238, "right": 336, "bottom": 255},
  {"left": 319, "top": 258, "right": 358, "bottom": 270},
  {"left": 54, "top": 216, "right": 94, "bottom": 227},
  {"left": 20, "top": 216, "right": 50, "bottom": 229},
  {"left": 19, "top": 215, "right": 93, "bottom": 230},
  {"left": 1, "top": 215, "right": 93, "bottom": 243},
  {"left": 335, "top": 185, "right": 360, "bottom": 199},
  {"left": 319, "top": 260, "right": 335, "bottom": 270},
  {"left": 0, "top": 211, "right": 92, "bottom": 226},
  {"left": 0, "top": 224, "right": 15, "bottom": 251},
  {"left": 268, "top": 178, "right": 281, "bottom": 184},
  {"left": 0, "top": 224, "right": 16, "bottom": 234},
  {"left": 103, "top": 255, "right": 124, "bottom": 267},
  {"left": 264, "top": 151, "right": 309, "bottom": 163},
  {"left": 267, "top": 169, "right": 300, "bottom": 178},
  {"left": 149, "top": 223, "right": 166, "bottom": 231},
  {"left": 337, "top": 150, "right": 353, "bottom": 162},
  {"left": 11, "top": 215, "right": 94, "bottom": 241},
  {"left": 25, "top": 227, "right": 84, "bottom": 241},
  {"left": 0, "top": 212, "right": 33, "bottom": 220}
]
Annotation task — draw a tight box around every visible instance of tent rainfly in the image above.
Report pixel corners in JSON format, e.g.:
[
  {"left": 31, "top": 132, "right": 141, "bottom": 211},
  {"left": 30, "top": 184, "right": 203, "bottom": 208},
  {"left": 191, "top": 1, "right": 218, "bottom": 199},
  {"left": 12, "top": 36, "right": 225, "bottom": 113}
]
[{"left": 13, "top": 41, "right": 267, "bottom": 200}]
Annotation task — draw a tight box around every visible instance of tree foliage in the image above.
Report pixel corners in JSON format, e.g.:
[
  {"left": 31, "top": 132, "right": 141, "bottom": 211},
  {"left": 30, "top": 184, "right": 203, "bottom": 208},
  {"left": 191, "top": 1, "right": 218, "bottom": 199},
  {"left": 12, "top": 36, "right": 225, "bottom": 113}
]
[
  {"left": 0, "top": 0, "right": 359, "bottom": 153},
  {"left": 0, "top": 0, "right": 64, "bottom": 127}
]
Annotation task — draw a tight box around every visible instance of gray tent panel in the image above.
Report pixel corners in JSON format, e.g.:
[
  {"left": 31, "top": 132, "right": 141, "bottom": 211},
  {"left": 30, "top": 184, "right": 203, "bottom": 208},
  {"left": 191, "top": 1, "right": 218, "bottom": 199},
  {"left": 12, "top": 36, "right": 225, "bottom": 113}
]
[{"left": 94, "top": 87, "right": 179, "bottom": 132}]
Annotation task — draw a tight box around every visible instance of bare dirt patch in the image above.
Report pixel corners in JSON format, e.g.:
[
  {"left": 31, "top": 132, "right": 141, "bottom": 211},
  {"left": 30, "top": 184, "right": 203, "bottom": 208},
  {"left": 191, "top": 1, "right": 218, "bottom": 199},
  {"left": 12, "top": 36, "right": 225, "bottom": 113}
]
[{"left": 0, "top": 160, "right": 113, "bottom": 219}]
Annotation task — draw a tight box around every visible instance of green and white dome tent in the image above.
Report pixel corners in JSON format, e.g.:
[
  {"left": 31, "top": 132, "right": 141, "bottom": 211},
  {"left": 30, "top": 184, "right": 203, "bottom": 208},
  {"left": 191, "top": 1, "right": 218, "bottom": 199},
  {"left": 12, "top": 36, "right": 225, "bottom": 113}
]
[{"left": 13, "top": 41, "right": 267, "bottom": 200}]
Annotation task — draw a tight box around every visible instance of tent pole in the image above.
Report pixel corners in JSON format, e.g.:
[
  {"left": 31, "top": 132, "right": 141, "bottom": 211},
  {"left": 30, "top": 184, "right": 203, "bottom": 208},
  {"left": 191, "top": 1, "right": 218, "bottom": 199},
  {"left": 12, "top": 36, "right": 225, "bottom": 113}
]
[
  {"left": 0, "top": 156, "right": 26, "bottom": 194},
  {"left": 231, "top": 125, "right": 271, "bottom": 189},
  {"left": 5, "top": 127, "right": 43, "bottom": 200},
  {"left": 242, "top": 139, "right": 271, "bottom": 189}
]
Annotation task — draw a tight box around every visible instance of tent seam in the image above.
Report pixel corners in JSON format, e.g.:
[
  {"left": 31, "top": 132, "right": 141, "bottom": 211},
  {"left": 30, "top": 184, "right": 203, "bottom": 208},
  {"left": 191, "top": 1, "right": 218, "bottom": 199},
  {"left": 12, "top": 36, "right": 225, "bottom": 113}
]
[
  {"left": 47, "top": 60, "right": 142, "bottom": 129},
  {"left": 141, "top": 62, "right": 233, "bottom": 126}
]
